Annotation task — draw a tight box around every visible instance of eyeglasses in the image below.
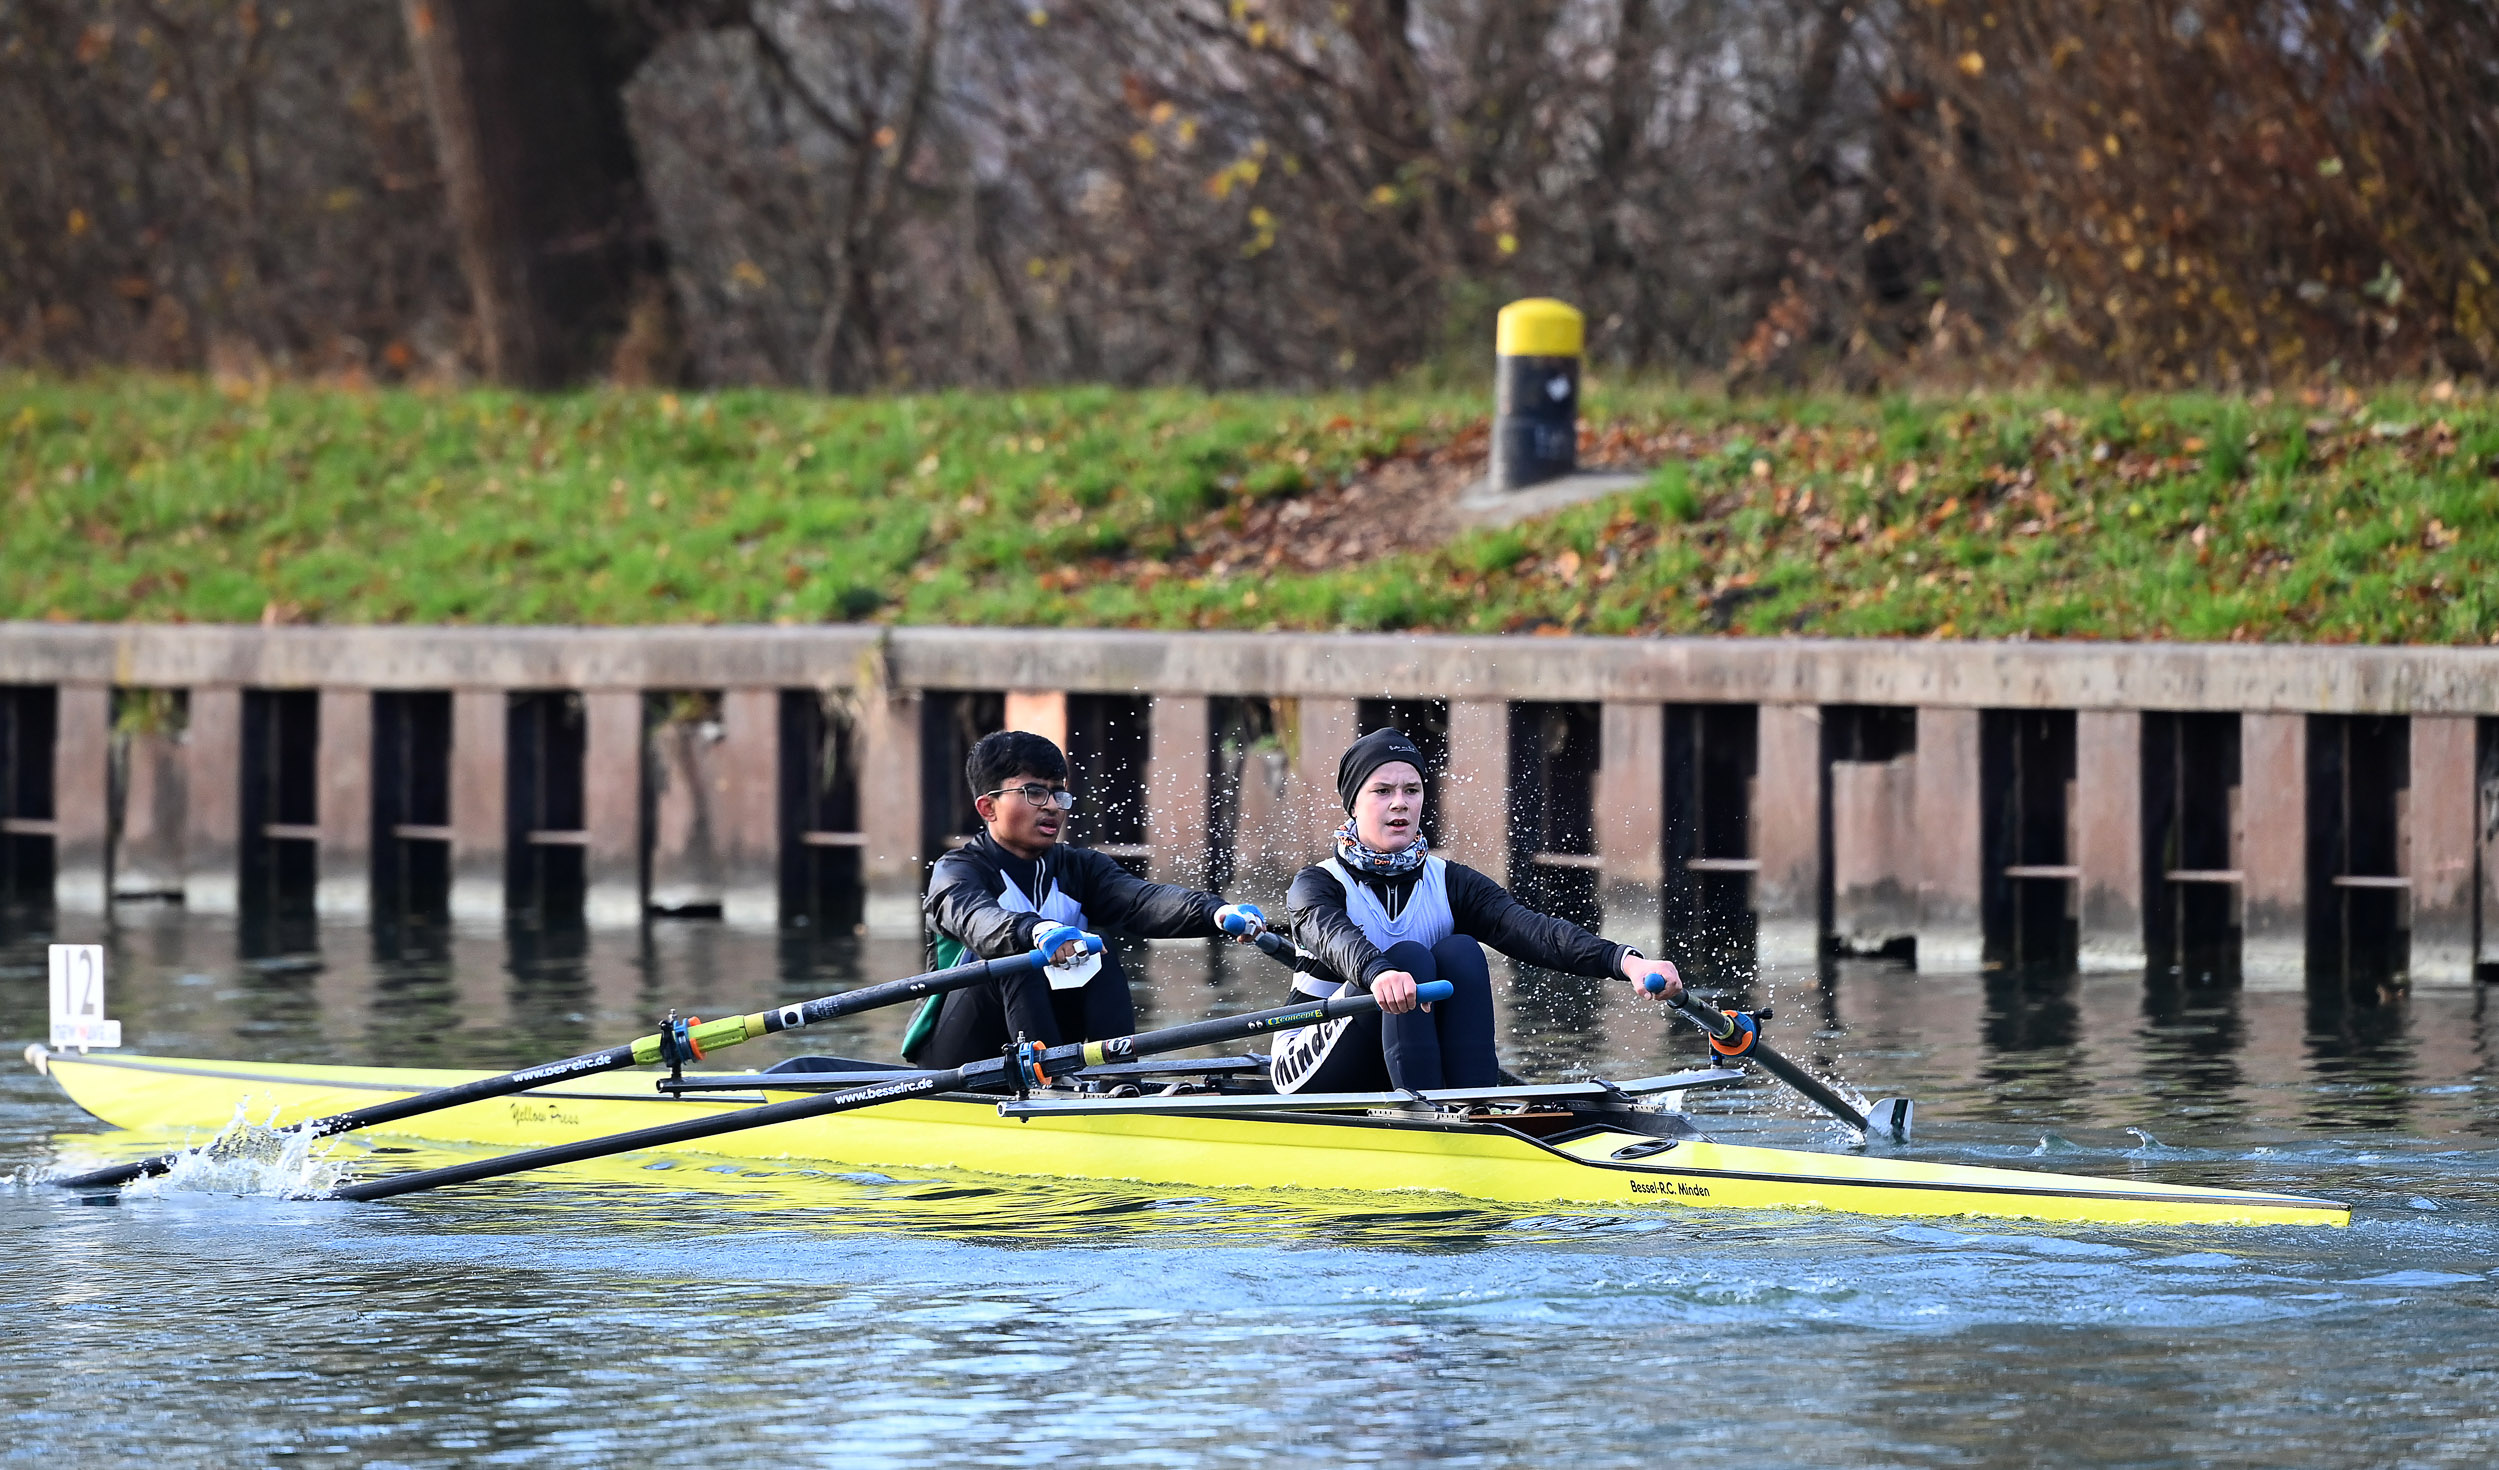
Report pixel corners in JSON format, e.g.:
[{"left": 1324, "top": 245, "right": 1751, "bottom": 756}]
[{"left": 985, "top": 783, "right": 1077, "bottom": 811}]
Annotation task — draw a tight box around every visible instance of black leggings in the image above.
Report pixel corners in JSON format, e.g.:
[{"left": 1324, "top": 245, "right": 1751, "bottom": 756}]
[
  {"left": 916, "top": 947, "right": 1137, "bottom": 1069},
  {"left": 1286, "top": 935, "right": 1498, "bottom": 1093}
]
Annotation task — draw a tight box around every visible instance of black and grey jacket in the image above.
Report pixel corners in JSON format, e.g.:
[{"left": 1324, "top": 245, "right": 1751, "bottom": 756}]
[
  {"left": 923, "top": 832, "right": 1228, "bottom": 963},
  {"left": 1285, "top": 859, "right": 1635, "bottom": 990}
]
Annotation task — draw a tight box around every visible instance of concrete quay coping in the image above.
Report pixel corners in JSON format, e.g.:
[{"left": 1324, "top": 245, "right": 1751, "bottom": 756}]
[
  {"left": 1452, "top": 470, "right": 1653, "bottom": 528},
  {"left": 4, "top": 622, "right": 2498, "bottom": 715}
]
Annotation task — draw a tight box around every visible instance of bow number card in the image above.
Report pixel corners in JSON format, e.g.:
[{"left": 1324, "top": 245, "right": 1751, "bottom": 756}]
[{"left": 48, "top": 944, "right": 121, "bottom": 1053}]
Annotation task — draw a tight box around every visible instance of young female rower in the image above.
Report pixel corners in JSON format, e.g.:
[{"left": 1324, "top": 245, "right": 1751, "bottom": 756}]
[
  {"left": 1275, "top": 727, "right": 1683, "bottom": 1093},
  {"left": 911, "top": 729, "right": 1269, "bottom": 1069}
]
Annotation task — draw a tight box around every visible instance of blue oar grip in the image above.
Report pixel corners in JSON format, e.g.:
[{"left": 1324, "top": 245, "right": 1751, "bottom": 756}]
[
  {"left": 1032, "top": 923, "right": 1103, "bottom": 960},
  {"left": 1416, "top": 980, "right": 1454, "bottom": 1002}
]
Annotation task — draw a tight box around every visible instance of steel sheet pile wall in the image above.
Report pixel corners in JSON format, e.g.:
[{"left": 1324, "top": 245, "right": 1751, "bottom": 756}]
[{"left": 1, "top": 623, "right": 2492, "bottom": 985}]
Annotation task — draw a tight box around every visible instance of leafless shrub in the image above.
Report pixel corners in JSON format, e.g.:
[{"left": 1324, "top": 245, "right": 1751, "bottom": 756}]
[
  {"left": 6, "top": 0, "right": 2491, "bottom": 389},
  {"left": 1902, "top": 0, "right": 2499, "bottom": 384},
  {"left": 611, "top": 0, "right": 1893, "bottom": 387},
  {"left": 0, "top": 0, "right": 463, "bottom": 376}
]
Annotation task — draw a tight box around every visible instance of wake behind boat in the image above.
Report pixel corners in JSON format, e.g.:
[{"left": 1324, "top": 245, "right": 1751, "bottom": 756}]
[{"left": 25, "top": 1046, "right": 2350, "bottom": 1227}]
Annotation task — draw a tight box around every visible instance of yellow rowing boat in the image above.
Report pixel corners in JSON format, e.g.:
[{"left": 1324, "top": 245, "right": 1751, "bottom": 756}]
[{"left": 28, "top": 1047, "right": 2349, "bottom": 1227}]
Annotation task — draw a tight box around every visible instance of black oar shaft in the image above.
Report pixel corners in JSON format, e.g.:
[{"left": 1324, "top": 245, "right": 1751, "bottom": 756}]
[
  {"left": 327, "top": 985, "right": 1428, "bottom": 1203},
  {"left": 51, "top": 952, "right": 1041, "bottom": 1192},
  {"left": 328, "top": 1072, "right": 951, "bottom": 1202},
  {"left": 1749, "top": 1050, "right": 1872, "bottom": 1134},
  {"left": 1667, "top": 994, "right": 1873, "bottom": 1135},
  {"left": 777, "top": 952, "right": 1035, "bottom": 1030},
  {"left": 50, "top": 1039, "right": 635, "bottom": 1192}
]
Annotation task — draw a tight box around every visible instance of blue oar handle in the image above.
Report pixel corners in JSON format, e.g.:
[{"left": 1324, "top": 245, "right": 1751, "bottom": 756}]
[
  {"left": 1032, "top": 924, "right": 1103, "bottom": 961},
  {"left": 1416, "top": 980, "right": 1454, "bottom": 1002}
]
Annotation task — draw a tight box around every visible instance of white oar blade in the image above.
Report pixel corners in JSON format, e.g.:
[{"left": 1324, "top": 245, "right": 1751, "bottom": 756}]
[{"left": 1865, "top": 1097, "right": 1915, "bottom": 1143}]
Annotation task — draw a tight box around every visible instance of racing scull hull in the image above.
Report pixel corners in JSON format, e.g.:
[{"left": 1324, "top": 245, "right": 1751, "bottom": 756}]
[{"left": 28, "top": 1050, "right": 2349, "bottom": 1227}]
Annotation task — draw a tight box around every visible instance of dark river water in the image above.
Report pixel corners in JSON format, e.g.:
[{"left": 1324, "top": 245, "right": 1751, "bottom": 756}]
[{"left": 3, "top": 906, "right": 2494, "bottom": 1468}]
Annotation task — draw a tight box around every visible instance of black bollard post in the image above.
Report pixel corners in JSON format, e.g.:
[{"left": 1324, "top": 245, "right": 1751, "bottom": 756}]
[{"left": 1491, "top": 298, "right": 1584, "bottom": 492}]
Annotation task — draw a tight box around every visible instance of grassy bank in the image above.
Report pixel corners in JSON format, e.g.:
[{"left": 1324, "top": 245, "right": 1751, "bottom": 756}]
[{"left": 5, "top": 372, "right": 2495, "bottom": 642}]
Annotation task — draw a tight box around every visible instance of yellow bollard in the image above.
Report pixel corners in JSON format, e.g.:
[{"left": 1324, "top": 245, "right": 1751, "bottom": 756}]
[{"left": 1492, "top": 298, "right": 1584, "bottom": 491}]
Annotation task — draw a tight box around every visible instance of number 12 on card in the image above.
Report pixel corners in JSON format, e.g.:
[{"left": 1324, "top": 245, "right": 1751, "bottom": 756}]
[{"left": 48, "top": 945, "right": 121, "bottom": 1053}]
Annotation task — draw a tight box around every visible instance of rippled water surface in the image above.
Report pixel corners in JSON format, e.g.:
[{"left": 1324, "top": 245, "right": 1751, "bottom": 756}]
[{"left": 4, "top": 908, "right": 2495, "bottom": 1468}]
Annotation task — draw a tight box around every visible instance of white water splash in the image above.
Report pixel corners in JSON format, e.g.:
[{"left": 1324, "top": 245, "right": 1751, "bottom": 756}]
[{"left": 116, "top": 1101, "right": 352, "bottom": 1200}]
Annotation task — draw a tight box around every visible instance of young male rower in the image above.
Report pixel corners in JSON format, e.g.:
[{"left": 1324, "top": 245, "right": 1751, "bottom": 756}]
[
  {"left": 909, "top": 729, "right": 1270, "bottom": 1068},
  {"left": 1276, "top": 727, "right": 1683, "bottom": 1093}
]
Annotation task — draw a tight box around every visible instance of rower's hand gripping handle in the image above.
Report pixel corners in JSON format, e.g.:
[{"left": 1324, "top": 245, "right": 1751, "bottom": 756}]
[
  {"left": 1033, "top": 924, "right": 1104, "bottom": 964},
  {"left": 1032, "top": 924, "right": 1107, "bottom": 991}
]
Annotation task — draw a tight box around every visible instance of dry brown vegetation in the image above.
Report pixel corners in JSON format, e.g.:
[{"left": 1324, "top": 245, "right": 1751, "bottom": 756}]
[
  {"left": 1070, "top": 419, "right": 1756, "bottom": 586},
  {"left": 1906, "top": 1, "right": 2499, "bottom": 384}
]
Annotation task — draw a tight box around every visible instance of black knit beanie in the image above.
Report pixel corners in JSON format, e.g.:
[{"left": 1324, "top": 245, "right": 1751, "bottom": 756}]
[{"left": 1336, "top": 728, "right": 1427, "bottom": 813}]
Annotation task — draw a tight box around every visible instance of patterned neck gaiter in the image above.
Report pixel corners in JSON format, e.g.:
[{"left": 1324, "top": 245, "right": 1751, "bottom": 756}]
[{"left": 1336, "top": 819, "right": 1429, "bottom": 876}]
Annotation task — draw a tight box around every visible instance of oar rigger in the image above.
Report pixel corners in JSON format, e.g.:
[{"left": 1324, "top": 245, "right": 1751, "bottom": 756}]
[
  {"left": 1005, "top": 1036, "right": 1052, "bottom": 1097},
  {"left": 1649, "top": 983, "right": 1915, "bottom": 1144}
]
